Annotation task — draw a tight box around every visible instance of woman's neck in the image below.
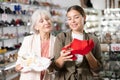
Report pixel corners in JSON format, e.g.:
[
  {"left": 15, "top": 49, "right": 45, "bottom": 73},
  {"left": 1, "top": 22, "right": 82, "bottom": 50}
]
[
  {"left": 39, "top": 32, "right": 50, "bottom": 41},
  {"left": 72, "top": 30, "right": 83, "bottom": 34}
]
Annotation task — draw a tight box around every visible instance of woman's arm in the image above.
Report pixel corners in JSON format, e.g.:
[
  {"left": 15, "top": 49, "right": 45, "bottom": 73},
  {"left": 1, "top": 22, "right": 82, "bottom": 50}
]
[
  {"left": 52, "top": 32, "right": 73, "bottom": 70},
  {"left": 15, "top": 36, "right": 30, "bottom": 72},
  {"left": 85, "top": 36, "right": 103, "bottom": 72}
]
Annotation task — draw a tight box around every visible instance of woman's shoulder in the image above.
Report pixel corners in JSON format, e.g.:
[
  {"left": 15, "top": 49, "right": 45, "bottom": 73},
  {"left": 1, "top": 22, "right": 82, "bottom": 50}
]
[
  {"left": 87, "top": 33, "right": 100, "bottom": 44},
  {"left": 88, "top": 33, "right": 98, "bottom": 40},
  {"left": 56, "top": 32, "right": 66, "bottom": 40},
  {"left": 23, "top": 34, "right": 36, "bottom": 42},
  {"left": 56, "top": 31, "right": 71, "bottom": 37},
  {"left": 24, "top": 34, "right": 34, "bottom": 39}
]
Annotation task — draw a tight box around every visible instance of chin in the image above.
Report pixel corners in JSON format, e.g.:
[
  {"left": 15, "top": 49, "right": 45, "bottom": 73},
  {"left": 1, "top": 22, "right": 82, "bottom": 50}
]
[{"left": 72, "top": 28, "right": 79, "bottom": 31}]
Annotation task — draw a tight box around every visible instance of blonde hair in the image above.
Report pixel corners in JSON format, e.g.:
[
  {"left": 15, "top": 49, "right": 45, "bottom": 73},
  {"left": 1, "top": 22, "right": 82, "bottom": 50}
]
[{"left": 30, "top": 9, "right": 52, "bottom": 33}]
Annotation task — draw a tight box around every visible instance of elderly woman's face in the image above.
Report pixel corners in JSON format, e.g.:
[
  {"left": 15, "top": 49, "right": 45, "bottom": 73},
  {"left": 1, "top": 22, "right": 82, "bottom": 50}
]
[{"left": 35, "top": 15, "right": 52, "bottom": 33}]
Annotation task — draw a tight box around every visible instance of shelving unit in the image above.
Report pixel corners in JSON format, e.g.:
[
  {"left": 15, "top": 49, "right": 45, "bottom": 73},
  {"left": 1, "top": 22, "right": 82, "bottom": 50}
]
[
  {"left": 0, "top": 2, "right": 31, "bottom": 80},
  {"left": 84, "top": 8, "right": 102, "bottom": 36},
  {"left": 100, "top": 8, "right": 120, "bottom": 80},
  {"left": 0, "top": 1, "right": 66, "bottom": 80},
  {"left": 0, "top": 50, "right": 19, "bottom": 80},
  {"left": 82, "top": 8, "right": 120, "bottom": 79}
]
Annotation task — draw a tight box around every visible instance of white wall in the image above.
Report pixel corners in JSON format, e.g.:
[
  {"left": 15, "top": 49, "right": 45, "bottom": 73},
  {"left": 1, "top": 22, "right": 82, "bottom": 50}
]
[
  {"left": 51, "top": 0, "right": 106, "bottom": 10},
  {"left": 37, "top": 0, "right": 119, "bottom": 10},
  {"left": 91, "top": 0, "right": 120, "bottom": 9},
  {"left": 52, "top": 0, "right": 80, "bottom": 8},
  {"left": 91, "top": 0, "right": 105, "bottom": 10}
]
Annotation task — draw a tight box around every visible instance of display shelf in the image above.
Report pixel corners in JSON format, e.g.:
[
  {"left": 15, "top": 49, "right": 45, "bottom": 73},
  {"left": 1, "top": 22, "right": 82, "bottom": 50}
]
[
  {"left": 84, "top": 8, "right": 102, "bottom": 36},
  {"left": 0, "top": 25, "right": 30, "bottom": 47},
  {"left": 0, "top": 38, "right": 17, "bottom": 41},
  {"left": 0, "top": 14, "right": 30, "bottom": 24},
  {"left": 4, "top": 62, "right": 16, "bottom": 70},
  {"left": 100, "top": 8, "right": 120, "bottom": 44},
  {"left": 6, "top": 73, "right": 19, "bottom": 80},
  {"left": 0, "top": 52, "right": 18, "bottom": 80},
  {"left": 0, "top": 49, "right": 17, "bottom": 57},
  {"left": 100, "top": 45, "right": 120, "bottom": 79},
  {"left": 0, "top": 63, "right": 19, "bottom": 80},
  {"left": 0, "top": 61, "right": 16, "bottom": 71},
  {"left": 0, "top": 2, "right": 30, "bottom": 79},
  {"left": 0, "top": 1, "right": 66, "bottom": 80},
  {"left": 98, "top": 8, "right": 120, "bottom": 79},
  {"left": 0, "top": 49, "right": 18, "bottom": 68}
]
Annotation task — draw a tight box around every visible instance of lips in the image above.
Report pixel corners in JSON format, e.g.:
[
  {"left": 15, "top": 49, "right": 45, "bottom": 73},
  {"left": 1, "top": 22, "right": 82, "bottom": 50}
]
[
  {"left": 71, "top": 24, "right": 78, "bottom": 27},
  {"left": 45, "top": 25, "right": 51, "bottom": 28}
]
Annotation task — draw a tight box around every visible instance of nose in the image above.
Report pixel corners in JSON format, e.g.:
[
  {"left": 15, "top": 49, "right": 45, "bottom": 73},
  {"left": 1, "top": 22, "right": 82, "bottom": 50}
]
[
  {"left": 71, "top": 18, "right": 75, "bottom": 23},
  {"left": 44, "top": 19, "right": 49, "bottom": 24}
]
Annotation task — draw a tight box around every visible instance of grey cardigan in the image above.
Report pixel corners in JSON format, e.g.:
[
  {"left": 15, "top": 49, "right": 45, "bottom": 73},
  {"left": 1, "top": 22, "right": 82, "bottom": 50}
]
[{"left": 52, "top": 30, "right": 103, "bottom": 80}]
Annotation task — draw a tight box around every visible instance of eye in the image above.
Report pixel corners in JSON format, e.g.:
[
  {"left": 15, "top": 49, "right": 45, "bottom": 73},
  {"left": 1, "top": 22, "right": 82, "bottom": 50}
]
[
  {"left": 75, "top": 15, "right": 80, "bottom": 19},
  {"left": 39, "top": 19, "right": 43, "bottom": 23},
  {"left": 67, "top": 17, "right": 71, "bottom": 21}
]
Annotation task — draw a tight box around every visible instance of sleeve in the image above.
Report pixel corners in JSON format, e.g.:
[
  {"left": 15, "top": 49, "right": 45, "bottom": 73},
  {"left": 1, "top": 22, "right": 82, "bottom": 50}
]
[
  {"left": 15, "top": 36, "right": 31, "bottom": 66},
  {"left": 92, "top": 36, "right": 103, "bottom": 72},
  {"left": 51, "top": 32, "right": 66, "bottom": 71}
]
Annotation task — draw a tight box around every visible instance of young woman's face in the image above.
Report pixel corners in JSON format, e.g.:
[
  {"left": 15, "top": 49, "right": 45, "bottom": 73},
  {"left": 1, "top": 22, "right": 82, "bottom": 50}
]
[
  {"left": 35, "top": 15, "right": 52, "bottom": 33},
  {"left": 67, "top": 10, "right": 85, "bottom": 33}
]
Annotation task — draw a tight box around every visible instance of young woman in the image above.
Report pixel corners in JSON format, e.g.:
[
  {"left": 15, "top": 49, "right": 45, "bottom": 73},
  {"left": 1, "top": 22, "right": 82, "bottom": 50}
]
[
  {"left": 15, "top": 9, "right": 56, "bottom": 80},
  {"left": 52, "top": 5, "right": 103, "bottom": 80}
]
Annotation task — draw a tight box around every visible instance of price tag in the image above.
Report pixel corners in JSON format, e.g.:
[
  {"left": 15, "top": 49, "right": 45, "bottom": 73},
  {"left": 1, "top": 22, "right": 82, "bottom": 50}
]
[
  {"left": 111, "top": 44, "right": 120, "bottom": 51},
  {"left": 2, "top": 13, "right": 7, "bottom": 21}
]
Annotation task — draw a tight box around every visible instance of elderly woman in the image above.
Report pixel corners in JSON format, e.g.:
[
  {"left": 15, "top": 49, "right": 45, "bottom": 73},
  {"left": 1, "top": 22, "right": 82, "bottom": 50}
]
[{"left": 15, "top": 9, "right": 56, "bottom": 80}]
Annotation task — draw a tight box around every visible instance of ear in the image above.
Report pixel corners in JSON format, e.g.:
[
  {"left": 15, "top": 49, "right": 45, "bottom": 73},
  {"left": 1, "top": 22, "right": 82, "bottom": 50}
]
[{"left": 34, "top": 26, "right": 38, "bottom": 30}]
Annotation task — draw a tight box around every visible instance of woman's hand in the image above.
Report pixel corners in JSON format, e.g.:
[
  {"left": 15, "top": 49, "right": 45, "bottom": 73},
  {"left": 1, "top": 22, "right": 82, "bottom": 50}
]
[
  {"left": 85, "top": 52, "right": 99, "bottom": 70},
  {"left": 55, "top": 49, "right": 73, "bottom": 68},
  {"left": 15, "top": 64, "right": 23, "bottom": 72}
]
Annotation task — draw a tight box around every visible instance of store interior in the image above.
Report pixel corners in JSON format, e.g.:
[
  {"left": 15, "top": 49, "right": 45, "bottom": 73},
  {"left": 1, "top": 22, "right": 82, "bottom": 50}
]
[{"left": 0, "top": 0, "right": 120, "bottom": 80}]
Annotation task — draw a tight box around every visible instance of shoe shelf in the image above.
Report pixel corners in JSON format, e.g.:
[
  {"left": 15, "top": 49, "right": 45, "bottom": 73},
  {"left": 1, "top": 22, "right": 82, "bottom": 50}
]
[
  {"left": 84, "top": 8, "right": 102, "bottom": 37},
  {"left": 0, "top": 50, "right": 18, "bottom": 80},
  {"left": 0, "top": 1, "right": 66, "bottom": 80},
  {"left": 0, "top": 63, "right": 19, "bottom": 80},
  {"left": 0, "top": 28, "right": 26, "bottom": 79},
  {"left": 83, "top": 8, "right": 120, "bottom": 79},
  {"left": 99, "top": 8, "right": 120, "bottom": 79},
  {"left": 0, "top": 26, "right": 30, "bottom": 41},
  {"left": 100, "top": 42, "right": 120, "bottom": 79},
  {"left": 0, "top": 40, "right": 20, "bottom": 68},
  {"left": 0, "top": 2, "right": 30, "bottom": 80}
]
